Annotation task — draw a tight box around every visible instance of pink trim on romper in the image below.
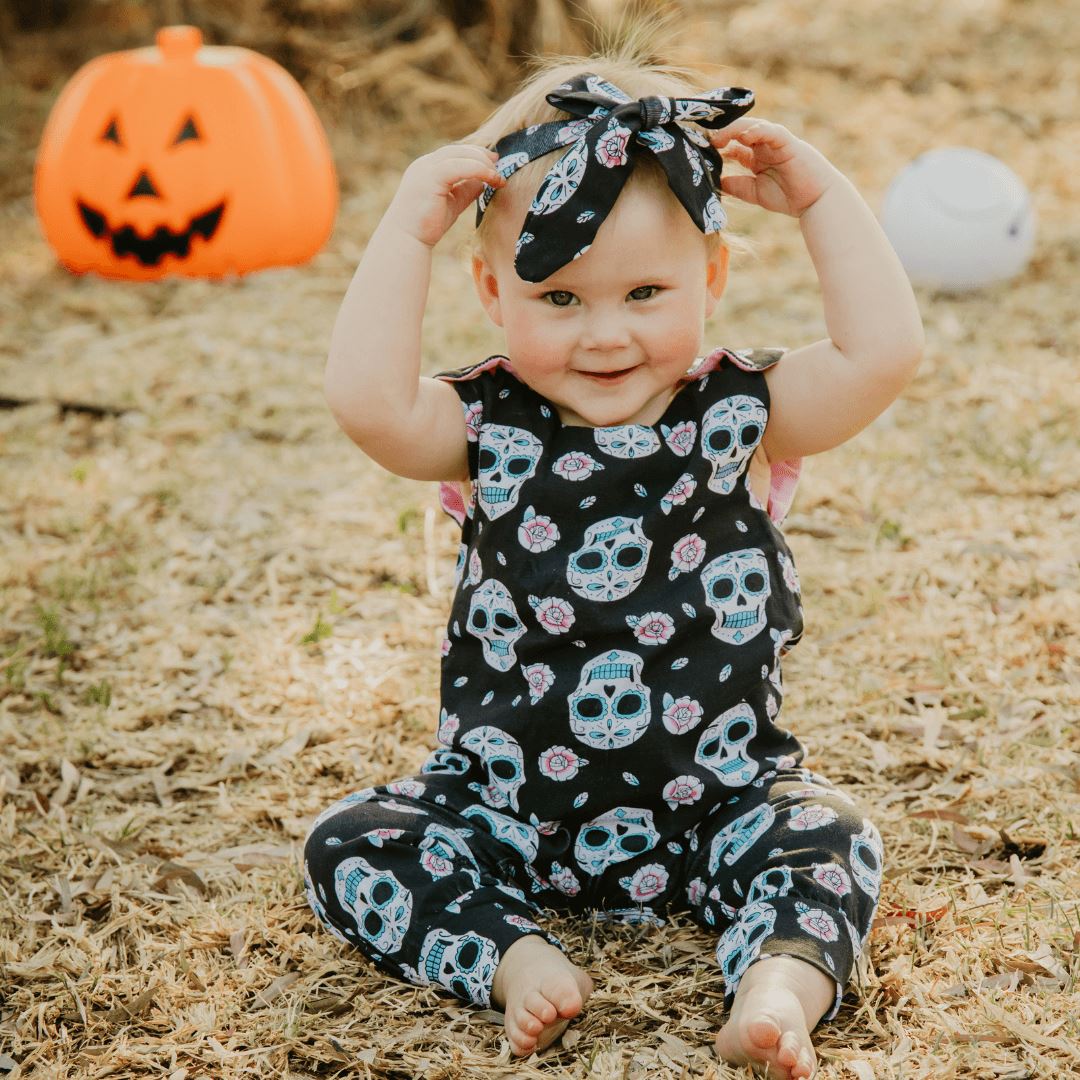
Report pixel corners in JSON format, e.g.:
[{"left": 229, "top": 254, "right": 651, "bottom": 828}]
[{"left": 434, "top": 348, "right": 803, "bottom": 528}]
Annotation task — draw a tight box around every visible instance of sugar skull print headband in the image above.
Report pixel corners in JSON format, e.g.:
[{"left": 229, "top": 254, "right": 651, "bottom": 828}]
[{"left": 475, "top": 72, "right": 755, "bottom": 282}]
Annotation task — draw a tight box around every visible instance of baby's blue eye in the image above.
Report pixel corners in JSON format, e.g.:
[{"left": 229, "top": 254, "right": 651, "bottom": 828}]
[
  {"left": 544, "top": 290, "right": 575, "bottom": 307},
  {"left": 628, "top": 285, "right": 659, "bottom": 301}
]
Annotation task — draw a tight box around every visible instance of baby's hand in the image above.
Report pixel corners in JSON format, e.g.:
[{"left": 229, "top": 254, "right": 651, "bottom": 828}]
[
  {"left": 708, "top": 119, "right": 841, "bottom": 218},
  {"left": 384, "top": 143, "right": 506, "bottom": 248}
]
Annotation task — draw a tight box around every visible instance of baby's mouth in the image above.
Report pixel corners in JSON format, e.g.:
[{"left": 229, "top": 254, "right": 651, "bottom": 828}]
[{"left": 580, "top": 366, "right": 638, "bottom": 381}]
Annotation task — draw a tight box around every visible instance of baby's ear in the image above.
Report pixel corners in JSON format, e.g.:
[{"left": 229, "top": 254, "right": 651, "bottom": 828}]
[
  {"left": 471, "top": 253, "right": 504, "bottom": 327},
  {"left": 705, "top": 244, "right": 730, "bottom": 314}
]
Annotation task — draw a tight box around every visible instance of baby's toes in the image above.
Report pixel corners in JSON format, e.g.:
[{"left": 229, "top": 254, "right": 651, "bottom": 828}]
[
  {"left": 507, "top": 1025, "right": 537, "bottom": 1057},
  {"left": 505, "top": 1010, "right": 539, "bottom": 1053},
  {"left": 746, "top": 1014, "right": 783, "bottom": 1052},
  {"left": 523, "top": 989, "right": 559, "bottom": 1026},
  {"left": 544, "top": 975, "right": 586, "bottom": 1018},
  {"left": 776, "top": 1030, "right": 802, "bottom": 1068},
  {"left": 794, "top": 1045, "right": 817, "bottom": 1078}
]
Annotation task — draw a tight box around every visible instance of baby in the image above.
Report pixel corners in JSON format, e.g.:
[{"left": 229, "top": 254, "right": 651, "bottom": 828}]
[{"left": 304, "top": 32, "right": 923, "bottom": 1080}]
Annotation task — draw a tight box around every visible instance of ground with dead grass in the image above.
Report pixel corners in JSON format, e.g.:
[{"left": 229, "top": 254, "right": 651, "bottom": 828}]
[{"left": 1, "top": 2, "right": 1078, "bottom": 1077}]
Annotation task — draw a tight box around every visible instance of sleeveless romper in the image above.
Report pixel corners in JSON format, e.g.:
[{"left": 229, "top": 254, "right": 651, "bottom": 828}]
[{"left": 303, "top": 347, "right": 884, "bottom": 1020}]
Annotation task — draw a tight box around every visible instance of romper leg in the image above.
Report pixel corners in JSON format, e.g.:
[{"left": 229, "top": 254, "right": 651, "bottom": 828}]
[
  {"left": 682, "top": 766, "right": 883, "bottom": 1023},
  {"left": 302, "top": 777, "right": 563, "bottom": 1008}
]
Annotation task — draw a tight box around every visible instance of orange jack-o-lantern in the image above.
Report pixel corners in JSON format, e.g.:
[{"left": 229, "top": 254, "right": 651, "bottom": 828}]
[{"left": 34, "top": 25, "right": 338, "bottom": 280}]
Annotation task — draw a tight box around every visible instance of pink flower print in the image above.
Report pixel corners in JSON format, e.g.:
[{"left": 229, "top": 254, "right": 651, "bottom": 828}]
[
  {"left": 662, "top": 419, "right": 698, "bottom": 457},
  {"left": 627, "top": 610, "right": 675, "bottom": 646},
  {"left": 686, "top": 877, "right": 706, "bottom": 905},
  {"left": 440, "top": 634, "right": 452, "bottom": 657},
  {"left": 813, "top": 863, "right": 852, "bottom": 897},
  {"left": 536, "top": 820, "right": 561, "bottom": 835},
  {"left": 504, "top": 913, "right": 542, "bottom": 932},
  {"left": 789, "top": 804, "right": 839, "bottom": 831},
  {"left": 522, "top": 662, "right": 555, "bottom": 703},
  {"left": 462, "top": 400, "right": 482, "bottom": 441},
  {"left": 518, "top": 506, "right": 560, "bottom": 552},
  {"left": 386, "top": 778, "right": 424, "bottom": 799},
  {"left": 437, "top": 708, "right": 460, "bottom": 744},
  {"left": 549, "top": 862, "right": 581, "bottom": 896},
  {"left": 553, "top": 451, "right": 604, "bottom": 481},
  {"left": 596, "top": 120, "right": 632, "bottom": 168},
  {"left": 663, "top": 774, "right": 704, "bottom": 810},
  {"left": 558, "top": 119, "right": 593, "bottom": 143},
  {"left": 539, "top": 745, "right": 587, "bottom": 781},
  {"left": 619, "top": 863, "right": 668, "bottom": 902},
  {"left": 661, "top": 693, "right": 704, "bottom": 735},
  {"left": 669, "top": 533, "right": 706, "bottom": 579},
  {"left": 362, "top": 827, "right": 404, "bottom": 848},
  {"left": 661, "top": 473, "right": 697, "bottom": 514},
  {"left": 796, "top": 901, "right": 840, "bottom": 942},
  {"left": 529, "top": 594, "right": 575, "bottom": 635},
  {"left": 419, "top": 849, "right": 453, "bottom": 878}
]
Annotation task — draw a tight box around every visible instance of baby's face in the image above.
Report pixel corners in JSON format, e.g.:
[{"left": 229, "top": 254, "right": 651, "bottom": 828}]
[{"left": 472, "top": 180, "right": 727, "bottom": 428}]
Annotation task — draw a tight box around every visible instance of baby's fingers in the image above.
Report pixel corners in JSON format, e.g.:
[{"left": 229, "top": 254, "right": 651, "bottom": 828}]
[
  {"left": 710, "top": 118, "right": 792, "bottom": 150},
  {"left": 719, "top": 141, "right": 755, "bottom": 170},
  {"left": 411, "top": 144, "right": 505, "bottom": 189}
]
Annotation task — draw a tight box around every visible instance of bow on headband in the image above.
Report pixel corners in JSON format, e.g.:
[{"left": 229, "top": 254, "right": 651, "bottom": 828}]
[{"left": 476, "top": 72, "right": 755, "bottom": 282}]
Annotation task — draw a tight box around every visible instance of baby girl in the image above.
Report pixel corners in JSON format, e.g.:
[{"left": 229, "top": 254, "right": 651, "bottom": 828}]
[{"left": 304, "top": 27, "right": 922, "bottom": 1080}]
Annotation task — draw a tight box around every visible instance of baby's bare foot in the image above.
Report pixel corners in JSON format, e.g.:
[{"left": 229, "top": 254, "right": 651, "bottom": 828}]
[
  {"left": 714, "top": 955, "right": 836, "bottom": 1080},
  {"left": 490, "top": 935, "right": 593, "bottom": 1056}
]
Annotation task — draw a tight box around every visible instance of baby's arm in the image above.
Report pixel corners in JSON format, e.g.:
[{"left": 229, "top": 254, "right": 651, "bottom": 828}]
[
  {"left": 713, "top": 120, "right": 925, "bottom": 463},
  {"left": 324, "top": 145, "right": 505, "bottom": 480}
]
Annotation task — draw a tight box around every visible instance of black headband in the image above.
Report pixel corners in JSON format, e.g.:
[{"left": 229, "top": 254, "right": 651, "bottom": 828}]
[{"left": 476, "top": 72, "right": 755, "bottom": 282}]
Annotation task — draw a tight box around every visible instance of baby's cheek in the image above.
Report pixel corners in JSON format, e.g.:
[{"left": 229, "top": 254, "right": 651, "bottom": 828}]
[{"left": 655, "top": 319, "right": 706, "bottom": 367}]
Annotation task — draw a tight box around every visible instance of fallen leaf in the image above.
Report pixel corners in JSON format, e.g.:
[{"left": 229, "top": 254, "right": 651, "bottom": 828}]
[
  {"left": 920, "top": 707, "right": 947, "bottom": 756},
  {"left": 976, "top": 996, "right": 1080, "bottom": 1060},
  {"left": 229, "top": 929, "right": 247, "bottom": 963},
  {"left": 152, "top": 860, "right": 208, "bottom": 895},
  {"left": 996, "top": 828, "right": 1047, "bottom": 861},
  {"left": 105, "top": 987, "right": 157, "bottom": 1023},
  {"left": 952, "top": 822, "right": 996, "bottom": 855},
  {"left": 909, "top": 808, "right": 971, "bottom": 823},
  {"left": 876, "top": 899, "right": 949, "bottom": 923},
  {"left": 254, "top": 971, "right": 300, "bottom": 1007},
  {"left": 969, "top": 858, "right": 1011, "bottom": 875},
  {"left": 1008, "top": 853, "right": 1029, "bottom": 888},
  {"left": 1003, "top": 944, "right": 1069, "bottom": 984}
]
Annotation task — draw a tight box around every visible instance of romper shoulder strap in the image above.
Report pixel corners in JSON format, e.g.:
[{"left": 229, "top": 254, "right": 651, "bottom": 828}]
[
  {"left": 725, "top": 346, "right": 788, "bottom": 372},
  {"left": 716, "top": 346, "right": 801, "bottom": 526}
]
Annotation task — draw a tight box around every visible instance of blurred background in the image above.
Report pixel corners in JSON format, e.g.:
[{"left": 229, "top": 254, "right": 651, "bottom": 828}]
[{"left": 1, "top": 3, "right": 1078, "bottom": 1078}]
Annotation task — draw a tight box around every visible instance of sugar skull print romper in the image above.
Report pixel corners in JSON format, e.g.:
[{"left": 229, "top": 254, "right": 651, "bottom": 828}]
[{"left": 303, "top": 346, "right": 884, "bottom": 1021}]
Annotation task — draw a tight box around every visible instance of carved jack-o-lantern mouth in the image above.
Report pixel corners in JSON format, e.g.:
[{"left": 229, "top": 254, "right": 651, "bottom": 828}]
[{"left": 76, "top": 197, "right": 226, "bottom": 267}]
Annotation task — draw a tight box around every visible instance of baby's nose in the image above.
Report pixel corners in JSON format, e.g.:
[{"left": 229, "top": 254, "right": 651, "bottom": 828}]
[{"left": 582, "top": 308, "right": 631, "bottom": 349}]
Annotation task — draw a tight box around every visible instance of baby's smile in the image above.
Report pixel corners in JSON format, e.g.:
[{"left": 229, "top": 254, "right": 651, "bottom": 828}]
[{"left": 577, "top": 365, "right": 640, "bottom": 382}]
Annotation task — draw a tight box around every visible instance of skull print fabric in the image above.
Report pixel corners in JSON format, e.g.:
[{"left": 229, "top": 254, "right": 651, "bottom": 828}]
[
  {"left": 432, "top": 348, "right": 808, "bottom": 855},
  {"left": 303, "top": 346, "right": 884, "bottom": 1023}
]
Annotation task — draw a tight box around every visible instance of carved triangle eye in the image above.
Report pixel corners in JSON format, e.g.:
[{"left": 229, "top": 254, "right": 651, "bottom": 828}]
[
  {"left": 101, "top": 116, "right": 122, "bottom": 145},
  {"left": 174, "top": 115, "right": 200, "bottom": 144}
]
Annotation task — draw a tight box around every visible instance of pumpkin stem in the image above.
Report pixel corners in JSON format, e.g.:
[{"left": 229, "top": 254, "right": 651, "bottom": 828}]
[{"left": 156, "top": 25, "right": 203, "bottom": 61}]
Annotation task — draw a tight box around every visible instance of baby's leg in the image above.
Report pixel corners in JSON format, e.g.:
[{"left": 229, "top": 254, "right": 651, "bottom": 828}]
[
  {"left": 684, "top": 767, "right": 883, "bottom": 1079},
  {"left": 302, "top": 778, "right": 590, "bottom": 1054}
]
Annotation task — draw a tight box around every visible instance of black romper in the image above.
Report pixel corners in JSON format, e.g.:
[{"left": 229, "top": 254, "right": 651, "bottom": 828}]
[{"left": 303, "top": 347, "right": 884, "bottom": 1022}]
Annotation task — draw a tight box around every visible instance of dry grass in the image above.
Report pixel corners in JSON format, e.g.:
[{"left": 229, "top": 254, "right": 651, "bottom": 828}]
[{"left": 1, "top": 1, "right": 1079, "bottom": 1077}]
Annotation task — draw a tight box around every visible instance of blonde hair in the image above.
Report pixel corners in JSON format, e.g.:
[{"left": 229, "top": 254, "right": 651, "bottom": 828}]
[{"left": 462, "top": 8, "right": 755, "bottom": 263}]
